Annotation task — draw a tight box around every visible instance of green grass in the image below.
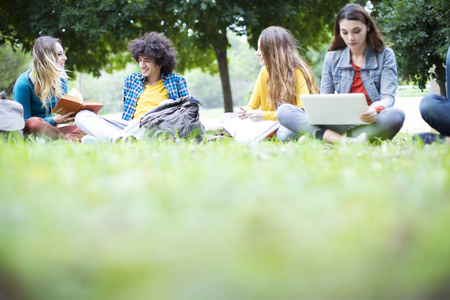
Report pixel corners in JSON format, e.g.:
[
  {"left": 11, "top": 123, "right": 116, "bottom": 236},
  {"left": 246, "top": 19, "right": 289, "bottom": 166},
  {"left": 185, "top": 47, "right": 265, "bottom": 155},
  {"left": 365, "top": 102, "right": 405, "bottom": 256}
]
[
  {"left": 199, "top": 107, "right": 227, "bottom": 118},
  {"left": 397, "top": 85, "right": 430, "bottom": 97},
  {"left": 1, "top": 134, "right": 450, "bottom": 300}
]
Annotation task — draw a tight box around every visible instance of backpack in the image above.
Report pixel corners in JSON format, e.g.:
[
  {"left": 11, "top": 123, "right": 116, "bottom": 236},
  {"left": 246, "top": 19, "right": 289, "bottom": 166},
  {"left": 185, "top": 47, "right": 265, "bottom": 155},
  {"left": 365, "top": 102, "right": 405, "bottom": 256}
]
[
  {"left": 0, "top": 91, "right": 25, "bottom": 132},
  {"left": 139, "top": 95, "right": 205, "bottom": 143}
]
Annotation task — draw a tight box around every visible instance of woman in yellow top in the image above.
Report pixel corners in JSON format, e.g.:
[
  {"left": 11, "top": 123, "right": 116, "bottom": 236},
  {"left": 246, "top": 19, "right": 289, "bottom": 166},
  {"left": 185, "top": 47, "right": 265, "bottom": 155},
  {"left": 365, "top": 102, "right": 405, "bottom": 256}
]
[{"left": 236, "top": 26, "right": 317, "bottom": 141}]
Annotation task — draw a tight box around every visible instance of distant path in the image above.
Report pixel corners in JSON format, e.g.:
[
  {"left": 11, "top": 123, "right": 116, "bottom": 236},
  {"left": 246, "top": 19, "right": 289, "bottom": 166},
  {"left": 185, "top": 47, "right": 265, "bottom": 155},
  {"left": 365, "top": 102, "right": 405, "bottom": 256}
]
[{"left": 395, "top": 96, "right": 431, "bottom": 134}]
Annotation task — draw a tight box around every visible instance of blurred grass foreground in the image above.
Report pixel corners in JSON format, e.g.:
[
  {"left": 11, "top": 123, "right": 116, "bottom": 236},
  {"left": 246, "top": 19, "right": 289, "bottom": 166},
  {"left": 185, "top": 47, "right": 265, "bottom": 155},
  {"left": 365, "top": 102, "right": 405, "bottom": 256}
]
[{"left": 1, "top": 135, "right": 450, "bottom": 300}]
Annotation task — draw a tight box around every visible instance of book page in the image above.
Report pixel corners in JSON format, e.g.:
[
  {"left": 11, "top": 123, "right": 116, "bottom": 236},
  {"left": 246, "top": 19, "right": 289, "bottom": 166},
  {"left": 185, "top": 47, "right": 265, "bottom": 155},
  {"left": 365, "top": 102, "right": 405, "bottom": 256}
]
[
  {"left": 52, "top": 88, "right": 103, "bottom": 114},
  {"left": 67, "top": 88, "right": 83, "bottom": 102},
  {"left": 220, "top": 113, "right": 280, "bottom": 143}
]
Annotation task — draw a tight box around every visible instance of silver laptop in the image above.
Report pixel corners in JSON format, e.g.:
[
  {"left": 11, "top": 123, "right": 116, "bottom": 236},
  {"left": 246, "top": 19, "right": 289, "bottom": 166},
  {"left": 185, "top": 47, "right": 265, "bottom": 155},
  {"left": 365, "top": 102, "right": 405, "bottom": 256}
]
[{"left": 300, "top": 93, "right": 369, "bottom": 125}]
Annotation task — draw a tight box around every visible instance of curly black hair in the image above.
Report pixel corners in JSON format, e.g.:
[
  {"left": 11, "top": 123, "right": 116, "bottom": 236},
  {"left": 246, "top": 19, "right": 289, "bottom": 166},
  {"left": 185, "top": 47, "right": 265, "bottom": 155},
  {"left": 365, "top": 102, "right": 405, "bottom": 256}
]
[{"left": 127, "top": 32, "right": 177, "bottom": 74}]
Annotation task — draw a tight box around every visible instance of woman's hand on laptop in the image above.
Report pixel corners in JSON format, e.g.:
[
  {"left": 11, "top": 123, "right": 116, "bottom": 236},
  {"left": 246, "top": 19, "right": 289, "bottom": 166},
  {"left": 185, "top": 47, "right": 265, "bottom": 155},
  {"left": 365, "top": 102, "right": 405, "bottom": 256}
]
[
  {"left": 359, "top": 107, "right": 378, "bottom": 124},
  {"left": 246, "top": 109, "right": 264, "bottom": 122}
]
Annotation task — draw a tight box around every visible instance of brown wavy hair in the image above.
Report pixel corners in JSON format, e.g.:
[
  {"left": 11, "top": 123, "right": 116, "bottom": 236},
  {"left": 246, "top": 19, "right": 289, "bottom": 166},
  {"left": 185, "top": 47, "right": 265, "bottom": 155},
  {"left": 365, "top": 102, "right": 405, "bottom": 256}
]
[
  {"left": 127, "top": 32, "right": 177, "bottom": 75},
  {"left": 329, "top": 4, "right": 386, "bottom": 53},
  {"left": 259, "top": 26, "right": 317, "bottom": 108}
]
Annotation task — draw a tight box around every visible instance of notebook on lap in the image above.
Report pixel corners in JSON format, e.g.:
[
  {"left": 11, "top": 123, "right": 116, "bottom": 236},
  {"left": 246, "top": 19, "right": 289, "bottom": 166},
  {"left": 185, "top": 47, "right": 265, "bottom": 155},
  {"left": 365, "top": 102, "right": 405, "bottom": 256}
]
[{"left": 300, "top": 93, "right": 369, "bottom": 125}]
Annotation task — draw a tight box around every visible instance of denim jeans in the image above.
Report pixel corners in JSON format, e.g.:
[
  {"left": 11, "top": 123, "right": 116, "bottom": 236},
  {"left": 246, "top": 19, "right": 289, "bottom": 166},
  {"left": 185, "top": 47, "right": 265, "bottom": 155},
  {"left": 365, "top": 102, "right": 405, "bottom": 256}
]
[
  {"left": 276, "top": 125, "right": 299, "bottom": 142},
  {"left": 419, "top": 93, "right": 450, "bottom": 136},
  {"left": 276, "top": 103, "right": 405, "bottom": 141}
]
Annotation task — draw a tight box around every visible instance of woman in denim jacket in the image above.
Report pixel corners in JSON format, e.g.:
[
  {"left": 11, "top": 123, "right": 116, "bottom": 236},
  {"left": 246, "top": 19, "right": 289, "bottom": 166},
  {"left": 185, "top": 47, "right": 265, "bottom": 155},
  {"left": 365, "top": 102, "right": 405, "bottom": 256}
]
[{"left": 277, "top": 4, "right": 405, "bottom": 143}]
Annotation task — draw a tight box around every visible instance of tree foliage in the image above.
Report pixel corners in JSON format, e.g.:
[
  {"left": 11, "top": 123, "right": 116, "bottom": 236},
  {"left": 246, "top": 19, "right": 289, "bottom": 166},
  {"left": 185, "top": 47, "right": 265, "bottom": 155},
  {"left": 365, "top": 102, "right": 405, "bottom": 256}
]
[
  {"left": 184, "top": 31, "right": 261, "bottom": 109},
  {"left": 0, "top": 43, "right": 31, "bottom": 97},
  {"left": 369, "top": 0, "right": 449, "bottom": 95},
  {"left": 0, "top": 0, "right": 156, "bottom": 75},
  {"left": 0, "top": 0, "right": 348, "bottom": 110},
  {"left": 160, "top": 0, "right": 348, "bottom": 111}
]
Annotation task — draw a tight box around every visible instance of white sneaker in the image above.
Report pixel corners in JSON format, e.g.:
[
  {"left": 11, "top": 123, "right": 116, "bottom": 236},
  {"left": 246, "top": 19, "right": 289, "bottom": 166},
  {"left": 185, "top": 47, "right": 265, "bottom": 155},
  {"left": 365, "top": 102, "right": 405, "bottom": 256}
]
[
  {"left": 344, "top": 132, "right": 367, "bottom": 144},
  {"left": 81, "top": 135, "right": 97, "bottom": 144},
  {"left": 298, "top": 135, "right": 308, "bottom": 144}
]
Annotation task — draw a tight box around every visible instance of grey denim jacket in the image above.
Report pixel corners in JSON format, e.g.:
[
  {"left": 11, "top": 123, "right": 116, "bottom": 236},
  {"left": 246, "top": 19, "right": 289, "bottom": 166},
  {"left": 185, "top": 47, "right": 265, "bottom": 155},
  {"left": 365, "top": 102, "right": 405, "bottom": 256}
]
[{"left": 320, "top": 46, "right": 397, "bottom": 109}]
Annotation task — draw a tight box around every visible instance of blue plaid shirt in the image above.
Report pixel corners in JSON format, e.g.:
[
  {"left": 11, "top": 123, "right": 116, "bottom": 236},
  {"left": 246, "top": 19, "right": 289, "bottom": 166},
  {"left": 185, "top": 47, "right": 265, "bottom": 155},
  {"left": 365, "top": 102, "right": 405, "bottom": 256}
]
[{"left": 122, "top": 72, "right": 190, "bottom": 120}]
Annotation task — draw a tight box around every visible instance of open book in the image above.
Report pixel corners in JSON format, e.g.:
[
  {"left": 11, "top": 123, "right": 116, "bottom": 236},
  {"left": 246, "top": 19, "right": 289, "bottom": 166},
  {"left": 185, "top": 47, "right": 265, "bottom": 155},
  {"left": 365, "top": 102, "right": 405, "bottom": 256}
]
[
  {"left": 52, "top": 88, "right": 103, "bottom": 115},
  {"left": 220, "top": 113, "right": 280, "bottom": 143}
]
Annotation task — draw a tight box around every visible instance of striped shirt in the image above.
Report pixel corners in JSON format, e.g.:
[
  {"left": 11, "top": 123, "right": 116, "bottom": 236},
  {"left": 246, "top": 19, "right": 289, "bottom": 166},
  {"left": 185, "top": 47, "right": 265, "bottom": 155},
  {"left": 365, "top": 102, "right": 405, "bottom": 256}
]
[{"left": 122, "top": 72, "right": 190, "bottom": 120}]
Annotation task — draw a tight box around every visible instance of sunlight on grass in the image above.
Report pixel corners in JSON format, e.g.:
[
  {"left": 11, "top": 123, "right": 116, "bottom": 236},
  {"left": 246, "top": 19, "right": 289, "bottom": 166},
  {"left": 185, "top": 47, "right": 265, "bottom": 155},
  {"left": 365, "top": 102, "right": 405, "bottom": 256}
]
[
  {"left": 0, "top": 135, "right": 449, "bottom": 299},
  {"left": 199, "top": 107, "right": 226, "bottom": 118}
]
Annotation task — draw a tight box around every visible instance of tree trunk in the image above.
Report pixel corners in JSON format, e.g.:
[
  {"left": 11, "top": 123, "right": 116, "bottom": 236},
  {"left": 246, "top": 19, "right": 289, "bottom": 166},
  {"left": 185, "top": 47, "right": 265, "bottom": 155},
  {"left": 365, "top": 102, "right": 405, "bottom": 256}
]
[
  {"left": 434, "top": 63, "right": 447, "bottom": 97},
  {"left": 77, "top": 73, "right": 83, "bottom": 95},
  {"left": 213, "top": 30, "right": 234, "bottom": 113},
  {"left": 439, "top": 78, "right": 446, "bottom": 98}
]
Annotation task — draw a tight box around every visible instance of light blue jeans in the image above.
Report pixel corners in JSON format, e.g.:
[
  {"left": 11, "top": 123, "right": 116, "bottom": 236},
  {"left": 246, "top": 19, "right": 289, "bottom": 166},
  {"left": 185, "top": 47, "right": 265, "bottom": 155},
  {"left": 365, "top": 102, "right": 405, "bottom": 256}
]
[
  {"left": 276, "top": 125, "right": 299, "bottom": 141},
  {"left": 276, "top": 103, "right": 405, "bottom": 141}
]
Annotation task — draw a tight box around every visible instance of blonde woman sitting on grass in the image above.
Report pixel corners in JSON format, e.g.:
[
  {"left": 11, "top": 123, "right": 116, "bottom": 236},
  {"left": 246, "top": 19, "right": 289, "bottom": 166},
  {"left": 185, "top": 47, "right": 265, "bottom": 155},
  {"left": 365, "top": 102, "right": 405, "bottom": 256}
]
[{"left": 13, "top": 36, "right": 84, "bottom": 141}]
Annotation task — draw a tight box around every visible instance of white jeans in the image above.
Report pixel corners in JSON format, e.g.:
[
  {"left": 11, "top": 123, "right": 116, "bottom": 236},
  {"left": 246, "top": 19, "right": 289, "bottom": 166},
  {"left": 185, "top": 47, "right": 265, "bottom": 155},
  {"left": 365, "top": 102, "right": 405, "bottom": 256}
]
[{"left": 75, "top": 110, "right": 145, "bottom": 142}]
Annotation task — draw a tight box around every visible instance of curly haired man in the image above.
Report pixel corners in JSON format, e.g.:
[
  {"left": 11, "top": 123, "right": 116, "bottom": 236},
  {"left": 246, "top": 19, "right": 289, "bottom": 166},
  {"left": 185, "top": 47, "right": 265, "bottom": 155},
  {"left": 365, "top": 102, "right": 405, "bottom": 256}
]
[{"left": 75, "top": 32, "right": 190, "bottom": 142}]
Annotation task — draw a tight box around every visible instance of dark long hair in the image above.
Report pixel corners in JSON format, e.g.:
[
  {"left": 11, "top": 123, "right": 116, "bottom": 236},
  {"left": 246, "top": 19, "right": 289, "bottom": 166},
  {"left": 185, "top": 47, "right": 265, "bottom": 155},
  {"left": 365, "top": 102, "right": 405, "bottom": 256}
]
[{"left": 329, "top": 4, "right": 386, "bottom": 53}]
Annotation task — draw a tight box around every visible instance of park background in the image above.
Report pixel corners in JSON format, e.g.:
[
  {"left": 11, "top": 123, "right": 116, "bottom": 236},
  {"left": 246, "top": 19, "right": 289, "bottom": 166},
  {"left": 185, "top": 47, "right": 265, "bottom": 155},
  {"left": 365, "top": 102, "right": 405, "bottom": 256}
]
[
  {"left": 1, "top": 0, "right": 449, "bottom": 300},
  {"left": 1, "top": 0, "right": 448, "bottom": 113}
]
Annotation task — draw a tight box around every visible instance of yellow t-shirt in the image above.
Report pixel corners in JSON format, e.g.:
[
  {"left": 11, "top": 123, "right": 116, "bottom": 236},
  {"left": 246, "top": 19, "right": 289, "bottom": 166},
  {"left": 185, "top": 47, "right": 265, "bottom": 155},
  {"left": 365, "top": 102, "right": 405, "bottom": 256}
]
[
  {"left": 247, "top": 66, "right": 316, "bottom": 121},
  {"left": 133, "top": 79, "right": 169, "bottom": 120}
]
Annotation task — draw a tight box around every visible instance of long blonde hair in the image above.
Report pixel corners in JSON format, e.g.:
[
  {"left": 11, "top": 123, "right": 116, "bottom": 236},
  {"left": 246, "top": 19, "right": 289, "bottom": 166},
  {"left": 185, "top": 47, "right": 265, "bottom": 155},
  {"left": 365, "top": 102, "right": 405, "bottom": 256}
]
[
  {"left": 259, "top": 26, "right": 317, "bottom": 107},
  {"left": 32, "top": 36, "right": 67, "bottom": 107}
]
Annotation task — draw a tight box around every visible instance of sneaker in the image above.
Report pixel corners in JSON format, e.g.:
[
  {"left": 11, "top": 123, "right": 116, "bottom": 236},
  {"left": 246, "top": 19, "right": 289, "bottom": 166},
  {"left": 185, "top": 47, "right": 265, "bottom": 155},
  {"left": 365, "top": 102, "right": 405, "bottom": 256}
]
[
  {"left": 81, "top": 135, "right": 97, "bottom": 144},
  {"left": 298, "top": 135, "right": 308, "bottom": 144},
  {"left": 413, "top": 132, "right": 446, "bottom": 144},
  {"left": 344, "top": 132, "right": 367, "bottom": 144}
]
